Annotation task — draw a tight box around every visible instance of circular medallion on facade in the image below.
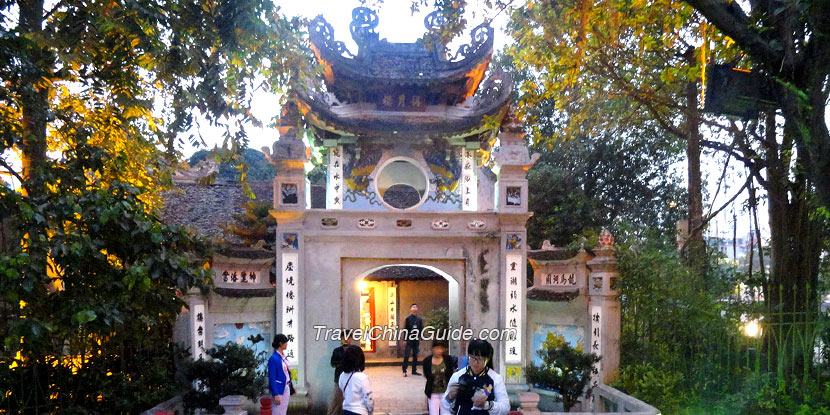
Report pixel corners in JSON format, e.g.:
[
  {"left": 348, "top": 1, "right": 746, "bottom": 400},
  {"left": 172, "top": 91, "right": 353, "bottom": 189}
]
[{"left": 376, "top": 158, "right": 429, "bottom": 210}]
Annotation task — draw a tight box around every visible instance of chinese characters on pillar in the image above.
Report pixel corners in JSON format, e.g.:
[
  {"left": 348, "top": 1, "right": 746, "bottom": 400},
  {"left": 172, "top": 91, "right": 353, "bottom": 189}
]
[
  {"left": 590, "top": 305, "right": 603, "bottom": 387},
  {"left": 462, "top": 150, "right": 477, "bottom": 211},
  {"left": 192, "top": 304, "right": 206, "bottom": 360},
  {"left": 505, "top": 253, "right": 523, "bottom": 364},
  {"left": 388, "top": 285, "right": 397, "bottom": 346},
  {"left": 328, "top": 147, "right": 344, "bottom": 209},
  {"left": 282, "top": 252, "right": 299, "bottom": 364}
]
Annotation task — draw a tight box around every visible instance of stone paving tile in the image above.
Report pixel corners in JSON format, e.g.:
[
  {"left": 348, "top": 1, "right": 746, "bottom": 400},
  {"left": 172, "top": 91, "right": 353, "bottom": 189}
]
[{"left": 365, "top": 365, "right": 429, "bottom": 415}]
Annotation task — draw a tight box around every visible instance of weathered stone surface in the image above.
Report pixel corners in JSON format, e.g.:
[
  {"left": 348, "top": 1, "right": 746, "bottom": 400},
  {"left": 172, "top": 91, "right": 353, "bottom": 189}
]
[{"left": 160, "top": 181, "right": 273, "bottom": 243}]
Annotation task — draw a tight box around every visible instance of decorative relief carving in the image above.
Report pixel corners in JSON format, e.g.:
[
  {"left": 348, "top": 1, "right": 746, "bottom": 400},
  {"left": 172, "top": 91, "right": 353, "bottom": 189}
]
[
  {"left": 506, "top": 234, "right": 522, "bottom": 250},
  {"left": 357, "top": 218, "right": 375, "bottom": 229},
  {"left": 431, "top": 219, "right": 450, "bottom": 230},
  {"left": 468, "top": 219, "right": 486, "bottom": 230},
  {"left": 396, "top": 219, "right": 412, "bottom": 228}
]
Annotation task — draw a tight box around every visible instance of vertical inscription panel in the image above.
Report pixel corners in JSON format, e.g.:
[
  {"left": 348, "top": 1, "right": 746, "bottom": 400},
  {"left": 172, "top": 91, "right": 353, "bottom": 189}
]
[
  {"left": 281, "top": 252, "right": 299, "bottom": 364},
  {"left": 505, "top": 253, "right": 523, "bottom": 364}
]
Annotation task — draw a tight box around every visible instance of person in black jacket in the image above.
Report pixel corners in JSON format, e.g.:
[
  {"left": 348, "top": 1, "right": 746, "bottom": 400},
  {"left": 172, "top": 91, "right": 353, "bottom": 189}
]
[
  {"left": 443, "top": 340, "right": 510, "bottom": 415},
  {"left": 402, "top": 303, "right": 423, "bottom": 377},
  {"left": 327, "top": 331, "right": 354, "bottom": 415},
  {"left": 423, "top": 340, "right": 457, "bottom": 415}
]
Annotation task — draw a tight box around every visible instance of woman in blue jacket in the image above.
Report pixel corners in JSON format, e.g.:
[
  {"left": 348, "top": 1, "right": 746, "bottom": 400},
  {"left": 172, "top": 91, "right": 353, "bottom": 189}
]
[{"left": 269, "top": 334, "right": 293, "bottom": 415}]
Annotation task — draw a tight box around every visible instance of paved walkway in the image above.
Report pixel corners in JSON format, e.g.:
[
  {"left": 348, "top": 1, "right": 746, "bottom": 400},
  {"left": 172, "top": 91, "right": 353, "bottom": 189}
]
[{"left": 366, "top": 365, "right": 429, "bottom": 415}]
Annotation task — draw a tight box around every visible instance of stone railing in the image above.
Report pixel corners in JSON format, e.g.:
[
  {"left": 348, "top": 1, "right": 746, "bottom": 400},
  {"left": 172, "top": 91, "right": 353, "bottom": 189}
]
[{"left": 518, "top": 384, "right": 660, "bottom": 415}]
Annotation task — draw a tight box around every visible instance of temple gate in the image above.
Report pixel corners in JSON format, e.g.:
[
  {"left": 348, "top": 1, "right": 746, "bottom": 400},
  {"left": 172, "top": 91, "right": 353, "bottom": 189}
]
[{"left": 263, "top": 7, "right": 537, "bottom": 411}]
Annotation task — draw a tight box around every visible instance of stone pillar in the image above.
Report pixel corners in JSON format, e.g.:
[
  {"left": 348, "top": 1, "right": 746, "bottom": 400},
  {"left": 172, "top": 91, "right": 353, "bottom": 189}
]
[
  {"left": 186, "top": 289, "right": 208, "bottom": 361},
  {"left": 264, "top": 100, "right": 310, "bottom": 392},
  {"left": 586, "top": 229, "right": 621, "bottom": 384},
  {"left": 518, "top": 391, "right": 541, "bottom": 415},
  {"left": 494, "top": 108, "right": 539, "bottom": 385}
]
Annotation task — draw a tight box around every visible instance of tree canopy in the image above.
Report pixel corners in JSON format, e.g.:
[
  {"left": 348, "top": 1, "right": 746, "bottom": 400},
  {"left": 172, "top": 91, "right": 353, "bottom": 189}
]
[
  {"left": 189, "top": 147, "right": 276, "bottom": 182},
  {"left": 0, "top": 146, "right": 212, "bottom": 411},
  {"left": 0, "top": 0, "right": 313, "bottom": 411},
  {"left": 682, "top": 0, "right": 830, "bottom": 208},
  {"left": 1, "top": 0, "right": 314, "bottom": 199}
]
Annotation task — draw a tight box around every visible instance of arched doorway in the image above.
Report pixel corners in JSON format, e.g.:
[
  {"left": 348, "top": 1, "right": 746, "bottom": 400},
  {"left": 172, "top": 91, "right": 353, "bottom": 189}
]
[{"left": 342, "top": 261, "right": 464, "bottom": 360}]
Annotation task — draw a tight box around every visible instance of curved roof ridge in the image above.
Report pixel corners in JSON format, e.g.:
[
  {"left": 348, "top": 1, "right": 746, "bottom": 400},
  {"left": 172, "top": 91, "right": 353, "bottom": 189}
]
[{"left": 308, "top": 7, "right": 494, "bottom": 97}]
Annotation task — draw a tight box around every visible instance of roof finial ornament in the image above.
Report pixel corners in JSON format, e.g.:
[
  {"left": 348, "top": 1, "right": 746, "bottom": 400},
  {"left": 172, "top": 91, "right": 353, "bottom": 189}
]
[
  {"left": 599, "top": 228, "right": 615, "bottom": 248},
  {"left": 424, "top": 9, "right": 449, "bottom": 33},
  {"left": 349, "top": 7, "right": 379, "bottom": 50},
  {"left": 500, "top": 105, "right": 523, "bottom": 134},
  {"left": 276, "top": 99, "right": 301, "bottom": 139}
]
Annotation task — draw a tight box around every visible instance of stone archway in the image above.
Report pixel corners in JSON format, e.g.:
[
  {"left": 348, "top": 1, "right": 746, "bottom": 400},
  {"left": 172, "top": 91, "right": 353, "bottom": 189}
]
[{"left": 341, "top": 258, "right": 465, "bottom": 358}]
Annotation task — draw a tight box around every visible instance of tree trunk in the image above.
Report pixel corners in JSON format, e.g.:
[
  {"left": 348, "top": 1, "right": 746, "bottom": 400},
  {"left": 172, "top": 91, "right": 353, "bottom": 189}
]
[
  {"left": 18, "top": 0, "right": 49, "bottom": 196},
  {"left": 764, "top": 116, "right": 823, "bottom": 381},
  {"left": 683, "top": 48, "right": 705, "bottom": 275}
]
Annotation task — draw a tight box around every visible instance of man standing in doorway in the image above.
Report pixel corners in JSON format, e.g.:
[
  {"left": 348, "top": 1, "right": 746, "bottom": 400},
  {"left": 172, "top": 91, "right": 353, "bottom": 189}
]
[{"left": 402, "top": 303, "right": 423, "bottom": 377}]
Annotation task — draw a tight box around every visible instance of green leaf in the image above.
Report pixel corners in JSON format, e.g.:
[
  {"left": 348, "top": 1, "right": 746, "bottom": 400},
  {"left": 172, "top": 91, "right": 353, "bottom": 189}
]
[{"left": 73, "top": 310, "right": 97, "bottom": 325}]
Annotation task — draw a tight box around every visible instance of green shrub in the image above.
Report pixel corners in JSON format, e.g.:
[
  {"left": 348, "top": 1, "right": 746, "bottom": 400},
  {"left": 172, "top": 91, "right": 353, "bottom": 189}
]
[
  {"left": 424, "top": 306, "right": 450, "bottom": 332},
  {"left": 616, "top": 362, "right": 684, "bottom": 413},
  {"left": 526, "top": 333, "right": 600, "bottom": 412},
  {"left": 182, "top": 340, "right": 266, "bottom": 414},
  {"left": 742, "top": 375, "right": 830, "bottom": 415}
]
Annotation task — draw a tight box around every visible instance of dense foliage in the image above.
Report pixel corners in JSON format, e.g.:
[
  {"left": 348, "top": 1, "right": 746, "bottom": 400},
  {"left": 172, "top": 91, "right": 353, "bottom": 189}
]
[
  {"left": 613, "top": 232, "right": 830, "bottom": 414},
  {"left": 0, "top": 1, "right": 312, "bottom": 411},
  {"left": 0, "top": 146, "right": 211, "bottom": 412},
  {"left": 490, "top": 53, "right": 687, "bottom": 249},
  {"left": 525, "top": 133, "right": 685, "bottom": 249},
  {"left": 189, "top": 148, "right": 277, "bottom": 182},
  {"left": 424, "top": 306, "right": 450, "bottom": 333}
]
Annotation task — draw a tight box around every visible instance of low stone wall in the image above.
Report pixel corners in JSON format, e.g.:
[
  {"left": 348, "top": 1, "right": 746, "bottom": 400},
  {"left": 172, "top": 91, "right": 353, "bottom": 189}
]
[
  {"left": 139, "top": 394, "right": 181, "bottom": 415},
  {"left": 517, "top": 385, "right": 660, "bottom": 415}
]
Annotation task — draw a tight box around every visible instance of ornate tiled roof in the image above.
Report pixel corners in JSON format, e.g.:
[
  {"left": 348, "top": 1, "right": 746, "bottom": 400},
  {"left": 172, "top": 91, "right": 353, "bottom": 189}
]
[
  {"left": 364, "top": 266, "right": 445, "bottom": 281},
  {"left": 527, "top": 288, "right": 580, "bottom": 302},
  {"left": 216, "top": 244, "right": 275, "bottom": 262},
  {"left": 213, "top": 287, "right": 275, "bottom": 298},
  {"left": 300, "top": 7, "right": 512, "bottom": 146},
  {"left": 160, "top": 181, "right": 273, "bottom": 243},
  {"left": 297, "top": 70, "right": 512, "bottom": 143},
  {"left": 309, "top": 7, "right": 494, "bottom": 103},
  {"left": 527, "top": 248, "right": 581, "bottom": 261}
]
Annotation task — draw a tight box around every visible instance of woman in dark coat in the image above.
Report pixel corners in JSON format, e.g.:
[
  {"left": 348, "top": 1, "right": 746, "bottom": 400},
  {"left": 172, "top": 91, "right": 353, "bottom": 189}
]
[{"left": 423, "top": 340, "right": 457, "bottom": 415}]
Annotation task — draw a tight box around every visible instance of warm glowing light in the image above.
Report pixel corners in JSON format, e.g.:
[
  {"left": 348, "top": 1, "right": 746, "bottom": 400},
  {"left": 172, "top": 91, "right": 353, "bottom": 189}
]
[
  {"left": 744, "top": 320, "right": 762, "bottom": 338},
  {"left": 357, "top": 280, "right": 367, "bottom": 292},
  {"left": 8, "top": 350, "right": 23, "bottom": 369}
]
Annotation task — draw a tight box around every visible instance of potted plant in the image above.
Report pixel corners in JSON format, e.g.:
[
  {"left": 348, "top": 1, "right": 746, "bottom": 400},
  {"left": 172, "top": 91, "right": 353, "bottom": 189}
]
[
  {"left": 525, "top": 333, "right": 601, "bottom": 412},
  {"left": 182, "top": 337, "right": 266, "bottom": 414}
]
